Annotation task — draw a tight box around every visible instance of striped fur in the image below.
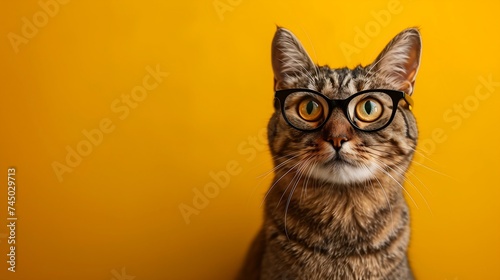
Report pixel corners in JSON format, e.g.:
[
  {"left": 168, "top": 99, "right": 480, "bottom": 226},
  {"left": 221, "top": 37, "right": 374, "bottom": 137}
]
[{"left": 237, "top": 27, "right": 422, "bottom": 280}]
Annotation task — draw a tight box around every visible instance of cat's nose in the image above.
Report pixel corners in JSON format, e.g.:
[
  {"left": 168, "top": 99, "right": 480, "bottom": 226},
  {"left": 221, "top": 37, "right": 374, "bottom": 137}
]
[
  {"left": 328, "top": 136, "right": 348, "bottom": 151},
  {"left": 322, "top": 113, "right": 352, "bottom": 151}
]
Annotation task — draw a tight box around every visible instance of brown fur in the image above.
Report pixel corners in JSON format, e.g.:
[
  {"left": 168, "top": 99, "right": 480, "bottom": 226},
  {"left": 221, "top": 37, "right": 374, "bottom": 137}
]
[{"left": 237, "top": 27, "right": 422, "bottom": 280}]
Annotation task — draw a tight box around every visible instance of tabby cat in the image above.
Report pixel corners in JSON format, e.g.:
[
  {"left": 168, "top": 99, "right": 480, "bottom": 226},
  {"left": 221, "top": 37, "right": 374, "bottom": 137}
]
[{"left": 237, "top": 27, "right": 422, "bottom": 280}]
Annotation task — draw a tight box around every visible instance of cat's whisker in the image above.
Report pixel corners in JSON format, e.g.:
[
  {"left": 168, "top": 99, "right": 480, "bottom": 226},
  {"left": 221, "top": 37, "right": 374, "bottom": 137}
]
[
  {"left": 372, "top": 162, "right": 419, "bottom": 210},
  {"left": 363, "top": 162, "right": 396, "bottom": 237},
  {"left": 276, "top": 163, "right": 301, "bottom": 209},
  {"left": 364, "top": 145, "right": 414, "bottom": 158},
  {"left": 270, "top": 153, "right": 298, "bottom": 160},
  {"left": 363, "top": 147, "right": 439, "bottom": 194},
  {"left": 238, "top": 149, "right": 287, "bottom": 177},
  {"left": 411, "top": 160, "right": 458, "bottom": 182},
  {"left": 412, "top": 148, "right": 441, "bottom": 165},
  {"left": 284, "top": 156, "right": 312, "bottom": 240},
  {"left": 367, "top": 143, "right": 441, "bottom": 167},
  {"left": 301, "top": 159, "right": 317, "bottom": 202},
  {"left": 363, "top": 147, "right": 396, "bottom": 156},
  {"left": 397, "top": 164, "right": 433, "bottom": 196},
  {"left": 277, "top": 156, "right": 310, "bottom": 209},
  {"left": 261, "top": 159, "right": 303, "bottom": 208},
  {"left": 248, "top": 153, "right": 306, "bottom": 207},
  {"left": 257, "top": 153, "right": 304, "bottom": 179},
  {"left": 379, "top": 161, "right": 433, "bottom": 214}
]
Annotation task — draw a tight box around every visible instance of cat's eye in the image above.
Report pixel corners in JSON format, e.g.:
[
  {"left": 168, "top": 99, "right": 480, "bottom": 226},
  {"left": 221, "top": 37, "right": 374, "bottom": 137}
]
[
  {"left": 355, "top": 98, "right": 383, "bottom": 122},
  {"left": 298, "top": 98, "right": 323, "bottom": 121}
]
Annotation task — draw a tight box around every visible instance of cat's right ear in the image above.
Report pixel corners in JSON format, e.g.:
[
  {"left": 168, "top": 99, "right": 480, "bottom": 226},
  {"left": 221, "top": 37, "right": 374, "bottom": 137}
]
[
  {"left": 370, "top": 28, "right": 422, "bottom": 94},
  {"left": 272, "top": 27, "right": 315, "bottom": 90}
]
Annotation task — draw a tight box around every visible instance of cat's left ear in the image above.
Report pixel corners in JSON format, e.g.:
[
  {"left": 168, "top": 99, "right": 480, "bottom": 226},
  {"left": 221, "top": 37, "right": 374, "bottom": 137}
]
[
  {"left": 370, "top": 28, "right": 422, "bottom": 94},
  {"left": 271, "top": 27, "right": 315, "bottom": 90}
]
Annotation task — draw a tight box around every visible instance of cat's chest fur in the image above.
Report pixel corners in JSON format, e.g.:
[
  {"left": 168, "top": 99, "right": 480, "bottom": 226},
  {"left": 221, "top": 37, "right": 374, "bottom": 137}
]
[{"left": 258, "top": 176, "right": 412, "bottom": 280}]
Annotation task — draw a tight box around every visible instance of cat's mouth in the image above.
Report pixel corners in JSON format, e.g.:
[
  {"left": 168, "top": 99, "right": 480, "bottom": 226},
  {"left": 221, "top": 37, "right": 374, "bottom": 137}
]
[
  {"left": 310, "top": 151, "right": 377, "bottom": 185},
  {"left": 304, "top": 141, "right": 378, "bottom": 184},
  {"left": 325, "top": 152, "right": 356, "bottom": 167}
]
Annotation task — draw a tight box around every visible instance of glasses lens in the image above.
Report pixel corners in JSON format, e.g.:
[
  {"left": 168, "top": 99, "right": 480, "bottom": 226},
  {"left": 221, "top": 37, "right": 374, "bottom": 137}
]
[
  {"left": 283, "top": 91, "right": 329, "bottom": 131},
  {"left": 347, "top": 91, "right": 394, "bottom": 131}
]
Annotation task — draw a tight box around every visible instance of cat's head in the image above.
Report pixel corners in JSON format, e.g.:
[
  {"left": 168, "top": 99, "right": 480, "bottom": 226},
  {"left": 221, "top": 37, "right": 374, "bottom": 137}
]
[{"left": 268, "top": 27, "right": 422, "bottom": 185}]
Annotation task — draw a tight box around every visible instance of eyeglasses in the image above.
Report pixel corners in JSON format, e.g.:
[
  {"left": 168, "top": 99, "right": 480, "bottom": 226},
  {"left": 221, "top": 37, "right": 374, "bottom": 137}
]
[{"left": 274, "top": 88, "right": 414, "bottom": 132}]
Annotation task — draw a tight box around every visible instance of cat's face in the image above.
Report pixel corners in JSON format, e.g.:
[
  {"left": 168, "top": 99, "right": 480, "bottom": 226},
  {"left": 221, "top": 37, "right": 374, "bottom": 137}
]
[{"left": 268, "top": 27, "right": 421, "bottom": 185}]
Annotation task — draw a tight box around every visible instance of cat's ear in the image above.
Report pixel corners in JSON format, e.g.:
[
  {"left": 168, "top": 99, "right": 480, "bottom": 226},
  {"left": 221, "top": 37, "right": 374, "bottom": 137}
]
[
  {"left": 370, "top": 28, "right": 422, "bottom": 94},
  {"left": 272, "top": 27, "right": 315, "bottom": 89}
]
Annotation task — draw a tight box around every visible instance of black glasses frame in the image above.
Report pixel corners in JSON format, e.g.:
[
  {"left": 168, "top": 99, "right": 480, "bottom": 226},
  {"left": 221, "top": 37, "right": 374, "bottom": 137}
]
[{"left": 274, "top": 88, "right": 414, "bottom": 132}]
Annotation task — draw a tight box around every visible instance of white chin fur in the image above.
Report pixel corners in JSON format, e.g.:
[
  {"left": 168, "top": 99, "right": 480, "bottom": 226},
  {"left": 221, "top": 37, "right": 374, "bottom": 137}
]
[{"left": 310, "top": 162, "right": 377, "bottom": 185}]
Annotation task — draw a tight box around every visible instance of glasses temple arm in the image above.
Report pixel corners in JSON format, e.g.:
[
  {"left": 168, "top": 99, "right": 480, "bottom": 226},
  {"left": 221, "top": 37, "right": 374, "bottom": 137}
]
[{"left": 403, "top": 93, "right": 414, "bottom": 110}]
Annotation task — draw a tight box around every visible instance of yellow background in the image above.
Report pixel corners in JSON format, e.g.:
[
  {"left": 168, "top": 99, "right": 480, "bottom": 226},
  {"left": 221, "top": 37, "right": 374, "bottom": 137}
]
[{"left": 1, "top": 0, "right": 499, "bottom": 279}]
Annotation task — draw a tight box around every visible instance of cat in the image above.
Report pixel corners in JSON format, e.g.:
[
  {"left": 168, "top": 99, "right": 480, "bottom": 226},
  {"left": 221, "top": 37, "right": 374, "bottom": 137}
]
[{"left": 237, "top": 26, "right": 422, "bottom": 280}]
